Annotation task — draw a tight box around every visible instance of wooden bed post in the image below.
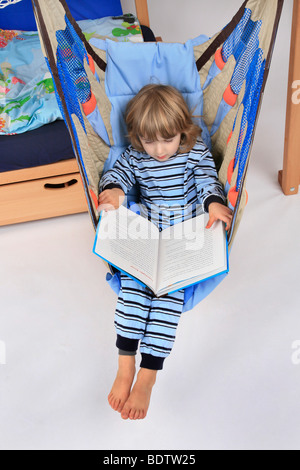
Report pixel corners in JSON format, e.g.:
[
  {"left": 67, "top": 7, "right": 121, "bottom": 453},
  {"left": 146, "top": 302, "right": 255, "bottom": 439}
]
[
  {"left": 135, "top": 0, "right": 150, "bottom": 28},
  {"left": 278, "top": 0, "right": 300, "bottom": 195}
]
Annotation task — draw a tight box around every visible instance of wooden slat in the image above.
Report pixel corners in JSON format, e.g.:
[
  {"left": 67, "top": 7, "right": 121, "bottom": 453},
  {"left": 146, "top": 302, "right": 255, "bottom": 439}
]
[
  {"left": 279, "top": 0, "right": 300, "bottom": 195},
  {"left": 135, "top": 0, "right": 150, "bottom": 28}
]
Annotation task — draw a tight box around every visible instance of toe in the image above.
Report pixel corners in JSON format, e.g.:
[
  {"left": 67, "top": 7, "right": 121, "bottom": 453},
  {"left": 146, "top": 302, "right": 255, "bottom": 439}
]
[
  {"left": 110, "top": 397, "right": 116, "bottom": 409},
  {"left": 108, "top": 394, "right": 114, "bottom": 408},
  {"left": 113, "top": 398, "right": 121, "bottom": 411},
  {"left": 116, "top": 400, "right": 124, "bottom": 413},
  {"left": 121, "top": 406, "right": 129, "bottom": 420}
]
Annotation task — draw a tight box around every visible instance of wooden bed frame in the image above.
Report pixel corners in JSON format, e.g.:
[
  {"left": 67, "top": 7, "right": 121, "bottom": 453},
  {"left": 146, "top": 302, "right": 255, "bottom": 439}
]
[{"left": 0, "top": 0, "right": 152, "bottom": 226}]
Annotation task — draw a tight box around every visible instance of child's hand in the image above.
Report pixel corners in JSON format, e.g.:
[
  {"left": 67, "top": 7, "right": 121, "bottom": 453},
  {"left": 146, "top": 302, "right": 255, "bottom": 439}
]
[
  {"left": 98, "top": 188, "right": 125, "bottom": 212},
  {"left": 206, "top": 202, "right": 233, "bottom": 231}
]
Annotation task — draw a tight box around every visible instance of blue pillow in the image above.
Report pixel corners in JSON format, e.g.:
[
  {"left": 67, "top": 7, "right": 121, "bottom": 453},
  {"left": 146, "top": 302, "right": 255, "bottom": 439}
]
[{"left": 0, "top": 0, "right": 123, "bottom": 31}]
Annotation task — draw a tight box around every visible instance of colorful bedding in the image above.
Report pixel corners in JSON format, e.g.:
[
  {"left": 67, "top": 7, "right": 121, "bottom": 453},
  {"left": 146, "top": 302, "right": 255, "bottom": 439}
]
[{"left": 0, "top": 15, "right": 142, "bottom": 135}]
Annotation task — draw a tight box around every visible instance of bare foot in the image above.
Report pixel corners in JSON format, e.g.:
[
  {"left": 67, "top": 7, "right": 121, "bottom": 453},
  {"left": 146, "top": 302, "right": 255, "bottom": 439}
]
[
  {"left": 108, "top": 355, "right": 136, "bottom": 413},
  {"left": 121, "top": 368, "right": 157, "bottom": 420}
]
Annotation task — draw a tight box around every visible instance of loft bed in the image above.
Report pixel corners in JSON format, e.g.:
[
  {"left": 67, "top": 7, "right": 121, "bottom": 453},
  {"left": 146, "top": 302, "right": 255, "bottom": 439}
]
[
  {"left": 0, "top": 1, "right": 298, "bottom": 228},
  {"left": 0, "top": 0, "right": 156, "bottom": 225}
]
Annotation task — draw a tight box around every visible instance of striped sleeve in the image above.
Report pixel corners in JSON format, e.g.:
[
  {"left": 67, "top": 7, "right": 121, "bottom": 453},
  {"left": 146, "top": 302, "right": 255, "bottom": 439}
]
[
  {"left": 99, "top": 147, "right": 136, "bottom": 195},
  {"left": 192, "top": 142, "right": 226, "bottom": 211}
]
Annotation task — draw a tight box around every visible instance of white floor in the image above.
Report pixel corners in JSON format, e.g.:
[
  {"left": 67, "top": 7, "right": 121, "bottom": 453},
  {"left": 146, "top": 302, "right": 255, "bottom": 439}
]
[{"left": 1, "top": 0, "right": 299, "bottom": 451}]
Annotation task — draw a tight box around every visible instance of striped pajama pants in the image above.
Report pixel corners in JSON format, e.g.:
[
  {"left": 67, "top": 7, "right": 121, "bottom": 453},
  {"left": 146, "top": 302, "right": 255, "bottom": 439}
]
[{"left": 115, "top": 273, "right": 185, "bottom": 370}]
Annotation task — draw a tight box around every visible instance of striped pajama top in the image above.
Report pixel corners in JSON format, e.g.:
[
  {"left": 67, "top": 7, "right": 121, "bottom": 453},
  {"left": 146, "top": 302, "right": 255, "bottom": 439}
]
[{"left": 99, "top": 138, "right": 225, "bottom": 230}]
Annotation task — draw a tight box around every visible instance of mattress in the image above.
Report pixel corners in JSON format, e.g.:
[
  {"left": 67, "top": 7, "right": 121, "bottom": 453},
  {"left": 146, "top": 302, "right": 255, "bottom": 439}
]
[{"left": 0, "top": 120, "right": 74, "bottom": 172}]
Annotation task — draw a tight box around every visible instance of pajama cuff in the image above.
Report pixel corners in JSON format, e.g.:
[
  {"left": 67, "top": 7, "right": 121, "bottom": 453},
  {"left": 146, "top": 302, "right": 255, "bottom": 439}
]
[
  {"left": 204, "top": 195, "right": 226, "bottom": 213},
  {"left": 116, "top": 334, "right": 139, "bottom": 353},
  {"left": 102, "top": 183, "right": 124, "bottom": 191},
  {"left": 140, "top": 353, "right": 165, "bottom": 371},
  {"left": 116, "top": 335, "right": 165, "bottom": 370}
]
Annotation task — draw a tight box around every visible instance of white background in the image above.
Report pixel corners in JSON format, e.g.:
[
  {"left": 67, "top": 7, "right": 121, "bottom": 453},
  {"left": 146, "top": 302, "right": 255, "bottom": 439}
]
[{"left": 0, "top": 0, "right": 299, "bottom": 450}]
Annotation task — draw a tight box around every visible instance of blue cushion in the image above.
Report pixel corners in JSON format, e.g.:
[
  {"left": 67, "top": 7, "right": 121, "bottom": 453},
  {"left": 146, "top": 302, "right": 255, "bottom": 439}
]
[{"left": 0, "top": 0, "right": 123, "bottom": 31}]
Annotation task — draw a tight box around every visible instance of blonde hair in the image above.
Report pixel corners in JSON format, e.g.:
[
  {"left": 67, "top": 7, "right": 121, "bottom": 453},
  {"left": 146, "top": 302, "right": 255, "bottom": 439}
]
[{"left": 125, "top": 84, "right": 201, "bottom": 153}]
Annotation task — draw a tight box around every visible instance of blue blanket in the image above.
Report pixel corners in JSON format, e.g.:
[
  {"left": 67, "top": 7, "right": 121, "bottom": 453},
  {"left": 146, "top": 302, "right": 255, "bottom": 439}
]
[
  {"left": 0, "top": 30, "right": 61, "bottom": 135},
  {"left": 0, "top": 16, "right": 143, "bottom": 135}
]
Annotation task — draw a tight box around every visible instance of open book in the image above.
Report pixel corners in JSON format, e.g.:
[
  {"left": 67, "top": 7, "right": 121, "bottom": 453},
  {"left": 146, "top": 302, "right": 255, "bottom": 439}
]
[{"left": 93, "top": 205, "right": 229, "bottom": 297}]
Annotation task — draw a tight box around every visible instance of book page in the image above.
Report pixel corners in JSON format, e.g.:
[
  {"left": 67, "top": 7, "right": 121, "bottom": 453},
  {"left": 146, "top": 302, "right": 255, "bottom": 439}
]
[
  {"left": 93, "top": 206, "right": 159, "bottom": 290},
  {"left": 157, "top": 213, "right": 227, "bottom": 292}
]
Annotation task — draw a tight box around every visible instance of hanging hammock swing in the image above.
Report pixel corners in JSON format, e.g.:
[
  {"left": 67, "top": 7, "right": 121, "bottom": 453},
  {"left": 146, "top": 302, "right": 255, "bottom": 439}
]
[{"left": 31, "top": 0, "right": 283, "bottom": 312}]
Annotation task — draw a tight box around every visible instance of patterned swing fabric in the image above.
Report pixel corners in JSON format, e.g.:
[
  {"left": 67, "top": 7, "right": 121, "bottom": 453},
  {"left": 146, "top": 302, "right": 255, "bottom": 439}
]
[
  {"left": 31, "top": 0, "right": 283, "bottom": 310},
  {"left": 0, "top": 0, "right": 22, "bottom": 8}
]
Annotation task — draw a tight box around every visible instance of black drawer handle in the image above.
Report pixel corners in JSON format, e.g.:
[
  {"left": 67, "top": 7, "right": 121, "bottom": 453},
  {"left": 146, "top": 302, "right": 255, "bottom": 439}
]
[{"left": 44, "top": 178, "right": 78, "bottom": 189}]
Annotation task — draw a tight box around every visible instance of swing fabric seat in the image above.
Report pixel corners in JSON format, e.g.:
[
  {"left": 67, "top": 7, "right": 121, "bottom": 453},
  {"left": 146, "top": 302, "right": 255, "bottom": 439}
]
[{"left": 31, "top": 0, "right": 283, "bottom": 312}]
